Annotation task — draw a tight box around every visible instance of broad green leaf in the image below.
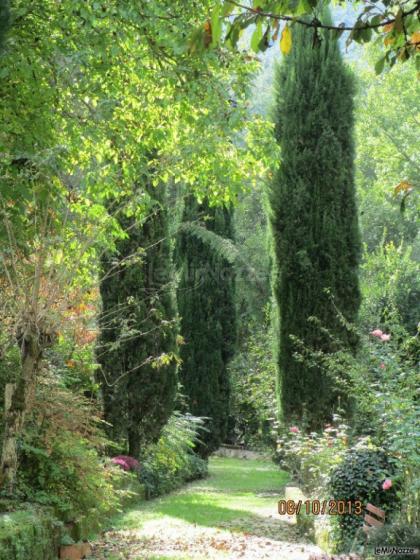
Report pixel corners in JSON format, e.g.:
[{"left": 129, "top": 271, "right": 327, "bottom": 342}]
[
  {"left": 258, "top": 26, "right": 271, "bottom": 51},
  {"left": 226, "top": 21, "right": 241, "bottom": 48},
  {"left": 251, "top": 19, "right": 263, "bottom": 52},
  {"left": 296, "top": 0, "right": 312, "bottom": 16},
  {"left": 222, "top": 3, "right": 235, "bottom": 16},
  {"left": 280, "top": 25, "right": 292, "bottom": 55},
  {"left": 211, "top": 4, "right": 222, "bottom": 47},
  {"left": 374, "top": 55, "right": 386, "bottom": 74}
]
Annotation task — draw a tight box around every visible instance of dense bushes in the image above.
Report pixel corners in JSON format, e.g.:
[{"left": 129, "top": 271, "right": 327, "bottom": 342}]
[
  {"left": 139, "top": 412, "right": 208, "bottom": 499},
  {"left": 364, "top": 522, "right": 420, "bottom": 560},
  {"left": 329, "top": 445, "right": 400, "bottom": 550},
  {"left": 359, "top": 241, "right": 420, "bottom": 335},
  {"left": 228, "top": 316, "right": 277, "bottom": 449},
  {"left": 275, "top": 314, "right": 418, "bottom": 553},
  {"left": 14, "top": 375, "right": 123, "bottom": 533},
  {"left": 0, "top": 506, "right": 61, "bottom": 560},
  {"left": 275, "top": 418, "right": 349, "bottom": 495}
]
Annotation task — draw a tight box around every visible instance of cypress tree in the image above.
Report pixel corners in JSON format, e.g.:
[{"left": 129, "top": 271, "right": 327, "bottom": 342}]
[
  {"left": 0, "top": 0, "right": 9, "bottom": 49},
  {"left": 269, "top": 22, "right": 361, "bottom": 428},
  {"left": 177, "top": 197, "right": 236, "bottom": 457},
  {"left": 97, "top": 182, "right": 178, "bottom": 457}
]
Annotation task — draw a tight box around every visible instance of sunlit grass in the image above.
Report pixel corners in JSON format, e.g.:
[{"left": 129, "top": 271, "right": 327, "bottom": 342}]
[{"left": 113, "top": 456, "right": 289, "bottom": 532}]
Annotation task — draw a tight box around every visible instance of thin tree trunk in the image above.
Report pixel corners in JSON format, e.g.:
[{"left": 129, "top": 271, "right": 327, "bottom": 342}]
[
  {"left": 0, "top": 332, "right": 41, "bottom": 493},
  {"left": 128, "top": 424, "right": 141, "bottom": 459}
]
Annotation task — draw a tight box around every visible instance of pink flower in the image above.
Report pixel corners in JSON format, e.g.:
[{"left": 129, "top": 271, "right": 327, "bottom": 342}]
[
  {"left": 380, "top": 363, "right": 386, "bottom": 369},
  {"left": 290, "top": 426, "right": 300, "bottom": 434},
  {"left": 370, "top": 329, "right": 383, "bottom": 338},
  {"left": 111, "top": 455, "right": 140, "bottom": 472},
  {"left": 380, "top": 333, "right": 391, "bottom": 342},
  {"left": 382, "top": 479, "right": 392, "bottom": 490}
]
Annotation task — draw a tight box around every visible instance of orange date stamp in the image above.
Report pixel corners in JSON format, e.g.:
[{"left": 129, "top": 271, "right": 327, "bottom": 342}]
[{"left": 278, "top": 499, "right": 363, "bottom": 516}]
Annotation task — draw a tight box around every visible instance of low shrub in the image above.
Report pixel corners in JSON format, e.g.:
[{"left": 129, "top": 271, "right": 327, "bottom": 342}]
[
  {"left": 364, "top": 521, "right": 420, "bottom": 560},
  {"left": 15, "top": 374, "right": 124, "bottom": 536},
  {"left": 0, "top": 506, "right": 61, "bottom": 560},
  {"left": 139, "top": 412, "right": 208, "bottom": 499},
  {"left": 228, "top": 318, "right": 277, "bottom": 450},
  {"left": 346, "top": 329, "right": 420, "bottom": 527},
  {"left": 275, "top": 416, "right": 349, "bottom": 496},
  {"left": 329, "top": 443, "right": 401, "bottom": 552}
]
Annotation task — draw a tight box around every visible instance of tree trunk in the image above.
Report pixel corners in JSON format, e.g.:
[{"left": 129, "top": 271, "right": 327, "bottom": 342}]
[
  {"left": 128, "top": 425, "right": 141, "bottom": 459},
  {"left": 0, "top": 332, "right": 41, "bottom": 494}
]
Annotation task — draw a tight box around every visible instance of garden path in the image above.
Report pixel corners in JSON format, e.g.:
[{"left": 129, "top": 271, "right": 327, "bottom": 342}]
[{"left": 92, "top": 456, "right": 324, "bottom": 560}]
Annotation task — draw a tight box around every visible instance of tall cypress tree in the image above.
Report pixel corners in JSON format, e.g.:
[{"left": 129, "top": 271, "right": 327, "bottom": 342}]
[
  {"left": 177, "top": 197, "right": 236, "bottom": 457},
  {"left": 269, "top": 22, "right": 361, "bottom": 428},
  {"left": 97, "top": 182, "right": 178, "bottom": 457}
]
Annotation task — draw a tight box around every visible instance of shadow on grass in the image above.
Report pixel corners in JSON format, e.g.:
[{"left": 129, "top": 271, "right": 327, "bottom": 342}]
[{"left": 150, "top": 496, "right": 298, "bottom": 543}]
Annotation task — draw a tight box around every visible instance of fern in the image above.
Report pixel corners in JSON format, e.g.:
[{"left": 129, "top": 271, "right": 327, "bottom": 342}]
[{"left": 179, "top": 221, "right": 266, "bottom": 294}]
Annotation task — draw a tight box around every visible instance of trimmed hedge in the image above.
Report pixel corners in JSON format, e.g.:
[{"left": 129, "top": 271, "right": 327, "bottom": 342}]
[{"left": 0, "top": 506, "right": 61, "bottom": 560}]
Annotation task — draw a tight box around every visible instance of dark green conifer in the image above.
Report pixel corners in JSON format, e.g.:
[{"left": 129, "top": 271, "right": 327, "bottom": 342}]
[
  {"left": 0, "top": 0, "right": 9, "bottom": 48},
  {"left": 177, "top": 198, "right": 236, "bottom": 457},
  {"left": 0, "top": 0, "right": 10, "bottom": 48},
  {"left": 269, "top": 22, "right": 361, "bottom": 428},
  {"left": 97, "top": 183, "right": 178, "bottom": 457}
]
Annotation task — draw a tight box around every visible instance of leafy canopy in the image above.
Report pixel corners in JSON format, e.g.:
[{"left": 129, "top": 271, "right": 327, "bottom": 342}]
[{"left": 189, "top": 0, "right": 420, "bottom": 73}]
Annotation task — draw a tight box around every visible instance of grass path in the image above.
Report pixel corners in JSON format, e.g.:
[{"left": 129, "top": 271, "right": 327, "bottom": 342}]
[{"left": 92, "top": 456, "right": 323, "bottom": 560}]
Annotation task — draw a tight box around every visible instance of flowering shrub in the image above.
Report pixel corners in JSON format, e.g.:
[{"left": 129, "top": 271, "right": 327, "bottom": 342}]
[
  {"left": 346, "top": 328, "right": 420, "bottom": 527},
  {"left": 111, "top": 455, "right": 140, "bottom": 472},
  {"left": 382, "top": 478, "right": 392, "bottom": 491},
  {"left": 275, "top": 416, "right": 350, "bottom": 495},
  {"left": 292, "top": 319, "right": 419, "bottom": 531},
  {"left": 329, "top": 443, "right": 401, "bottom": 552},
  {"left": 369, "top": 328, "right": 391, "bottom": 342}
]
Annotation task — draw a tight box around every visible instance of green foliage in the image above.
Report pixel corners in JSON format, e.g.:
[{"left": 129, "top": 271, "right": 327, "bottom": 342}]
[
  {"left": 329, "top": 445, "right": 400, "bottom": 552},
  {"left": 0, "top": 0, "right": 273, "bottom": 493},
  {"left": 228, "top": 316, "right": 277, "bottom": 449},
  {"left": 0, "top": 345, "right": 20, "bottom": 427},
  {"left": 365, "top": 522, "right": 420, "bottom": 560},
  {"left": 269, "top": 21, "right": 361, "bottom": 428},
  {"left": 14, "top": 376, "right": 123, "bottom": 533},
  {"left": 139, "top": 413, "right": 208, "bottom": 499},
  {"left": 0, "top": 0, "right": 8, "bottom": 49},
  {"left": 355, "top": 52, "right": 420, "bottom": 252},
  {"left": 288, "top": 314, "right": 419, "bottom": 531},
  {"left": 344, "top": 329, "right": 420, "bottom": 526},
  {"left": 276, "top": 417, "right": 349, "bottom": 496},
  {"left": 359, "top": 241, "right": 420, "bottom": 335},
  {"left": 177, "top": 197, "right": 237, "bottom": 457},
  {"left": 205, "top": 1, "right": 420, "bottom": 70},
  {"left": 97, "top": 182, "right": 178, "bottom": 457},
  {"left": 0, "top": 506, "right": 61, "bottom": 560},
  {"left": 233, "top": 186, "right": 272, "bottom": 330}
]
